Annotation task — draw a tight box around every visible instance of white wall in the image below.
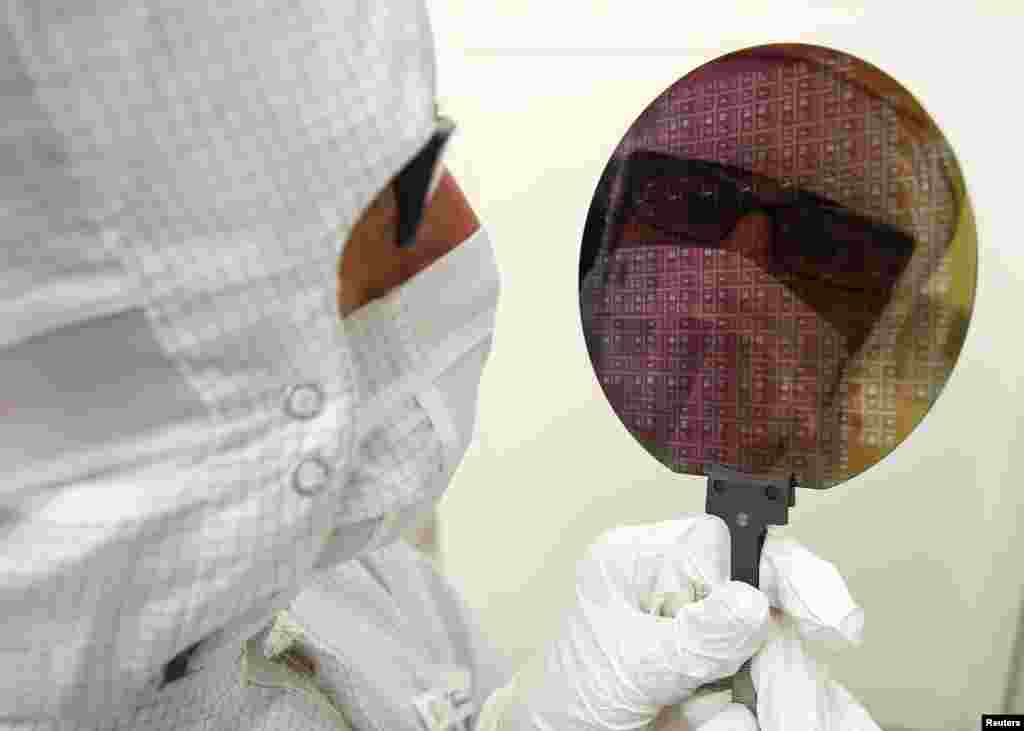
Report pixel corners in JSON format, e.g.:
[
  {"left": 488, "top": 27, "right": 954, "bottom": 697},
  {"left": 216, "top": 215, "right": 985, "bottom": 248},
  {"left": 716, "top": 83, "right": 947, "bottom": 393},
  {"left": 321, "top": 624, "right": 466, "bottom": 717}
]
[{"left": 426, "top": 3, "right": 1024, "bottom": 729}]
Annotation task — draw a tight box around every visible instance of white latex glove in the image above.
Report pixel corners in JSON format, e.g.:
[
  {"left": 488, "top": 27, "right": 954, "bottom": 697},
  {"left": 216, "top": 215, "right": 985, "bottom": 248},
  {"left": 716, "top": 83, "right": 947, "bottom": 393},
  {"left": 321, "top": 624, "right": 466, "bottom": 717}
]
[
  {"left": 749, "top": 536, "right": 882, "bottom": 730},
  {"left": 484, "top": 514, "right": 773, "bottom": 731},
  {"left": 652, "top": 535, "right": 882, "bottom": 731}
]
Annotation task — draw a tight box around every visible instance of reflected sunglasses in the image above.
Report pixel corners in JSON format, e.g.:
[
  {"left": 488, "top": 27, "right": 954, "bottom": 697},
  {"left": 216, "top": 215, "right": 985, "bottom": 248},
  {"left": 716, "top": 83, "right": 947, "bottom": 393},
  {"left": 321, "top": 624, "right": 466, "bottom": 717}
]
[
  {"left": 618, "top": 150, "right": 916, "bottom": 292},
  {"left": 394, "top": 116, "right": 456, "bottom": 248}
]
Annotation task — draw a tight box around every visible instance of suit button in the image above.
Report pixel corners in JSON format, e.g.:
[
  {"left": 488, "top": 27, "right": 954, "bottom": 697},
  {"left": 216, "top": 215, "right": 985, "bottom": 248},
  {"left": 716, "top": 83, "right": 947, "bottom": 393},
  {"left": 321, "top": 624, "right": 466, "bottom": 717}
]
[
  {"left": 292, "top": 455, "right": 330, "bottom": 496},
  {"left": 284, "top": 383, "right": 324, "bottom": 420}
]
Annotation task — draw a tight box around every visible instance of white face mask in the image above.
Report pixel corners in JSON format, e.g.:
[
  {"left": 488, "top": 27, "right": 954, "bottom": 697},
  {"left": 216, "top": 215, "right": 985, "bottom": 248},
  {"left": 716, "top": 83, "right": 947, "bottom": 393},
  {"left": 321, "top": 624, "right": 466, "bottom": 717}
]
[{"left": 329, "top": 225, "right": 500, "bottom": 558}]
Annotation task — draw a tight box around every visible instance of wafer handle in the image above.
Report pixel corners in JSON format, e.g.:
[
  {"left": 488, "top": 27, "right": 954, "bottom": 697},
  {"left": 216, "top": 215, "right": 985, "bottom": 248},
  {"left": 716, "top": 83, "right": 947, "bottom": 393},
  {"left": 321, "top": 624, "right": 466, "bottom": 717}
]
[{"left": 704, "top": 465, "right": 797, "bottom": 714}]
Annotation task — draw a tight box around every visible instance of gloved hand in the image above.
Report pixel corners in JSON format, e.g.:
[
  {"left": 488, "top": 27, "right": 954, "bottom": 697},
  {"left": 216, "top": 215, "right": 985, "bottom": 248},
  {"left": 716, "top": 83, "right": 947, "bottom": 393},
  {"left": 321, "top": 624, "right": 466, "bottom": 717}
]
[
  {"left": 652, "top": 534, "right": 882, "bottom": 731},
  {"left": 478, "top": 514, "right": 773, "bottom": 731},
  {"left": 477, "top": 514, "right": 881, "bottom": 731}
]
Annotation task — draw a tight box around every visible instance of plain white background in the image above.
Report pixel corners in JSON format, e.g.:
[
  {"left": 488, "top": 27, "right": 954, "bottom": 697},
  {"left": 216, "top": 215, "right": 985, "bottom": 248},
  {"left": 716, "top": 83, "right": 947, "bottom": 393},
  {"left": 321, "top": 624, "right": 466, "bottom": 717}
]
[{"left": 425, "top": 3, "right": 1024, "bottom": 729}]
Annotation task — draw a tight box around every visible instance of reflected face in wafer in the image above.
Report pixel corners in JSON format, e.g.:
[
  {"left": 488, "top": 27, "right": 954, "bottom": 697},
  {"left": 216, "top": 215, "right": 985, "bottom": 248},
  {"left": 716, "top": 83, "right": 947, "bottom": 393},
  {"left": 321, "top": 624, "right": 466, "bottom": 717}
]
[
  {"left": 579, "top": 43, "right": 967, "bottom": 487},
  {"left": 588, "top": 203, "right": 876, "bottom": 475}
]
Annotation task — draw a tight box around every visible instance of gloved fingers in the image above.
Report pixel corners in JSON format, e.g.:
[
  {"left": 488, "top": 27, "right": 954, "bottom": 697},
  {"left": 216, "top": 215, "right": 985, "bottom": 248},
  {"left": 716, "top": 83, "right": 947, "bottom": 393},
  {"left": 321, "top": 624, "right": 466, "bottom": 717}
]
[
  {"left": 750, "top": 618, "right": 824, "bottom": 727},
  {"left": 655, "top": 699, "right": 761, "bottom": 731},
  {"left": 640, "top": 584, "right": 710, "bottom": 618},
  {"left": 670, "top": 581, "right": 772, "bottom": 687},
  {"left": 750, "top": 617, "right": 882, "bottom": 731},
  {"left": 653, "top": 688, "right": 735, "bottom": 730},
  {"left": 696, "top": 703, "right": 760, "bottom": 730},
  {"left": 569, "top": 580, "right": 768, "bottom": 713},
  {"left": 581, "top": 515, "right": 732, "bottom": 608},
  {"left": 758, "top": 536, "right": 864, "bottom": 650}
]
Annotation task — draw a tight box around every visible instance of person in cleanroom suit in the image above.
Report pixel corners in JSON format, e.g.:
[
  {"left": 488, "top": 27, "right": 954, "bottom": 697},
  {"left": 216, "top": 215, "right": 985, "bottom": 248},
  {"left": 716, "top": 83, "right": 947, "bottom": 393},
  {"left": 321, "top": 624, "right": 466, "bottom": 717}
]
[{"left": 1, "top": 3, "right": 878, "bottom": 730}]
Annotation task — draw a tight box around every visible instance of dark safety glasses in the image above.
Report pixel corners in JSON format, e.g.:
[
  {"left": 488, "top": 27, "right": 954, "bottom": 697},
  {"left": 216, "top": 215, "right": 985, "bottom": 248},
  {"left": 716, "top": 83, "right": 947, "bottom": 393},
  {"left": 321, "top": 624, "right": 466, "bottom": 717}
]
[
  {"left": 393, "top": 115, "right": 456, "bottom": 249},
  {"left": 618, "top": 150, "right": 916, "bottom": 293}
]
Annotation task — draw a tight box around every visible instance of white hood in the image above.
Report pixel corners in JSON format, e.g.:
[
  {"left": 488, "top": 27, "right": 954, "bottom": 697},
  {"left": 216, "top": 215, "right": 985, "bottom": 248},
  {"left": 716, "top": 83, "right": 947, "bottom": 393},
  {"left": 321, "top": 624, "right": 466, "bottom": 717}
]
[{"left": 0, "top": 1, "right": 439, "bottom": 723}]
